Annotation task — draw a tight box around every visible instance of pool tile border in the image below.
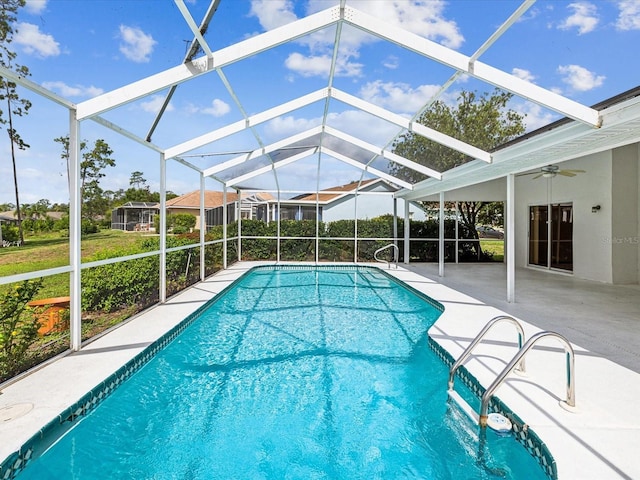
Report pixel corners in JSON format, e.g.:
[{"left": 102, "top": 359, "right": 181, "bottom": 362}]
[{"left": 428, "top": 338, "right": 557, "bottom": 480}]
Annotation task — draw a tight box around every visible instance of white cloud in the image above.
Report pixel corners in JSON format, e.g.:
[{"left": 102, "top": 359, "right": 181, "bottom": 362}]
[
  {"left": 264, "top": 115, "right": 322, "bottom": 139},
  {"left": 139, "top": 95, "right": 174, "bottom": 114},
  {"left": 307, "top": 0, "right": 464, "bottom": 49},
  {"left": 284, "top": 52, "right": 363, "bottom": 78},
  {"left": 558, "top": 2, "right": 599, "bottom": 34},
  {"left": 515, "top": 102, "right": 558, "bottom": 132},
  {"left": 557, "top": 64, "right": 605, "bottom": 91},
  {"left": 250, "top": 0, "right": 463, "bottom": 78},
  {"left": 24, "top": 0, "right": 47, "bottom": 14},
  {"left": 263, "top": 109, "right": 398, "bottom": 148},
  {"left": 359, "top": 81, "right": 441, "bottom": 115},
  {"left": 382, "top": 56, "right": 399, "bottom": 70},
  {"left": 118, "top": 25, "right": 156, "bottom": 63},
  {"left": 41, "top": 81, "right": 103, "bottom": 98},
  {"left": 202, "top": 99, "right": 231, "bottom": 117},
  {"left": 512, "top": 68, "right": 536, "bottom": 83},
  {"left": 616, "top": 0, "right": 640, "bottom": 30},
  {"left": 249, "top": 0, "right": 298, "bottom": 30},
  {"left": 14, "top": 22, "right": 60, "bottom": 57}
]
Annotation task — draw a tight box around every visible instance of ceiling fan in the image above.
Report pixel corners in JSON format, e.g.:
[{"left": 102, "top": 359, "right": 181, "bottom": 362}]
[{"left": 519, "top": 164, "right": 586, "bottom": 179}]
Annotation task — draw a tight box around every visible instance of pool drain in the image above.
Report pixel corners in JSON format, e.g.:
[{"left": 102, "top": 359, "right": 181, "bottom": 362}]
[{"left": 0, "top": 403, "right": 34, "bottom": 422}]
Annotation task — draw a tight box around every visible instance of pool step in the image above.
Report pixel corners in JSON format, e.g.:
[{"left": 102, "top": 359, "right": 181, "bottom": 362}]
[{"left": 447, "top": 389, "right": 479, "bottom": 424}]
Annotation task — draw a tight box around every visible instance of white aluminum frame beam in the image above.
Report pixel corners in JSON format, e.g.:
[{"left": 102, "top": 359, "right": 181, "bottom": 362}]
[
  {"left": 0, "top": 65, "right": 75, "bottom": 109},
  {"left": 331, "top": 89, "right": 491, "bottom": 162},
  {"left": 324, "top": 126, "right": 442, "bottom": 179},
  {"left": 226, "top": 148, "right": 316, "bottom": 186},
  {"left": 166, "top": 89, "right": 328, "bottom": 159},
  {"left": 203, "top": 126, "right": 323, "bottom": 177},
  {"left": 174, "top": 0, "right": 214, "bottom": 58},
  {"left": 76, "top": 7, "right": 340, "bottom": 120},
  {"left": 321, "top": 148, "right": 413, "bottom": 190},
  {"left": 344, "top": 5, "right": 600, "bottom": 127}
]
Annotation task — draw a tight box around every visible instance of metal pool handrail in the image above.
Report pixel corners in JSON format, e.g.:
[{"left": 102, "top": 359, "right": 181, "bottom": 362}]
[
  {"left": 448, "top": 315, "right": 526, "bottom": 391},
  {"left": 479, "top": 330, "right": 576, "bottom": 428},
  {"left": 374, "top": 243, "right": 399, "bottom": 269}
]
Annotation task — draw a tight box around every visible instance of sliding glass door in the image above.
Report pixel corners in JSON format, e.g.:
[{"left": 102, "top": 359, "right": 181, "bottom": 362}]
[{"left": 528, "top": 203, "right": 573, "bottom": 271}]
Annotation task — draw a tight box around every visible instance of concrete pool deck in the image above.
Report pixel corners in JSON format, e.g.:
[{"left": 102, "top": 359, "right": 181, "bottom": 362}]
[{"left": 1, "top": 261, "right": 639, "bottom": 479}]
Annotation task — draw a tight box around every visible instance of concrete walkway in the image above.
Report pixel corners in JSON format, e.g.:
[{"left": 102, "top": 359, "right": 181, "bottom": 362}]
[
  {"left": 404, "top": 263, "right": 640, "bottom": 373},
  {"left": 1, "top": 262, "right": 639, "bottom": 479}
]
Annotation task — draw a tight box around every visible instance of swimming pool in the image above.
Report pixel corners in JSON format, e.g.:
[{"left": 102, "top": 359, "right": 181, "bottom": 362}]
[{"left": 12, "top": 266, "right": 549, "bottom": 479}]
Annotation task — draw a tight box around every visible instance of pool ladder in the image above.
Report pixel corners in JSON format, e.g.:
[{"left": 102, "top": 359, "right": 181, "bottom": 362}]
[
  {"left": 447, "top": 315, "right": 577, "bottom": 428},
  {"left": 374, "top": 243, "right": 399, "bottom": 269}
]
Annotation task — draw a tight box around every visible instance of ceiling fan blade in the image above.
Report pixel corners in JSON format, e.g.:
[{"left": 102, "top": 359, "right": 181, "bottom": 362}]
[
  {"left": 531, "top": 173, "right": 544, "bottom": 179},
  {"left": 558, "top": 171, "right": 576, "bottom": 177}
]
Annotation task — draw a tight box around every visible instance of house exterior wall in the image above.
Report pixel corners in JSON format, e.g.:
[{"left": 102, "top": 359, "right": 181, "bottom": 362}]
[
  {"left": 515, "top": 152, "right": 614, "bottom": 283},
  {"left": 167, "top": 207, "right": 203, "bottom": 230},
  {"left": 611, "top": 143, "right": 640, "bottom": 284},
  {"left": 322, "top": 193, "right": 426, "bottom": 222}
]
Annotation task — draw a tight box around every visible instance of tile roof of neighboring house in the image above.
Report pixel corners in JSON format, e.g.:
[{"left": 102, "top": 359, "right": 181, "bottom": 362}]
[
  {"left": 244, "top": 192, "right": 275, "bottom": 202},
  {"left": 165, "top": 190, "right": 240, "bottom": 209},
  {"left": 0, "top": 211, "right": 66, "bottom": 221},
  {"left": 291, "top": 179, "right": 384, "bottom": 203}
]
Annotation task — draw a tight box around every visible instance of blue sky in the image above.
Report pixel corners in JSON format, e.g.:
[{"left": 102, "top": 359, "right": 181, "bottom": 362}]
[{"left": 1, "top": 0, "right": 639, "bottom": 205}]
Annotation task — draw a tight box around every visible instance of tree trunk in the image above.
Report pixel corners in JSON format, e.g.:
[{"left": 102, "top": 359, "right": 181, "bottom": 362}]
[{"left": 6, "top": 93, "right": 24, "bottom": 246}]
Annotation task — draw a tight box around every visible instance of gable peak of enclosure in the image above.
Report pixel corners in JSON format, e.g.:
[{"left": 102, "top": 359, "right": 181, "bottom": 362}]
[{"left": 49, "top": 0, "right": 603, "bottom": 198}]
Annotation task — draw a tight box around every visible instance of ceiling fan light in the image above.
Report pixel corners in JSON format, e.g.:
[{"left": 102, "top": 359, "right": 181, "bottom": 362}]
[{"left": 542, "top": 171, "right": 556, "bottom": 178}]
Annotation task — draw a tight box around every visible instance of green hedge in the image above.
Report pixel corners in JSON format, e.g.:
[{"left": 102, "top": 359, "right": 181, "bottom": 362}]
[{"left": 237, "top": 217, "right": 490, "bottom": 262}]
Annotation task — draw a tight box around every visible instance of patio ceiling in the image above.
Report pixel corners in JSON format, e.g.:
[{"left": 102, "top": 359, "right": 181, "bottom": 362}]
[{"left": 8, "top": 0, "right": 632, "bottom": 199}]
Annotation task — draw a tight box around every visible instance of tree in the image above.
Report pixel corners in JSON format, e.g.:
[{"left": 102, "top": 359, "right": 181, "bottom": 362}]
[
  {"left": 55, "top": 135, "right": 116, "bottom": 220},
  {"left": 391, "top": 89, "right": 525, "bottom": 258},
  {"left": 129, "top": 171, "right": 147, "bottom": 190},
  {"left": 1, "top": 0, "right": 31, "bottom": 246}
]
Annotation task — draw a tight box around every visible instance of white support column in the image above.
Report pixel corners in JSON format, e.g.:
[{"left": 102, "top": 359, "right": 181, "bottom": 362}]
[
  {"left": 455, "top": 201, "right": 459, "bottom": 264},
  {"left": 199, "top": 174, "right": 206, "bottom": 281},
  {"left": 439, "top": 192, "right": 445, "bottom": 277},
  {"left": 506, "top": 173, "right": 516, "bottom": 302},
  {"left": 238, "top": 190, "right": 242, "bottom": 262},
  {"left": 393, "top": 198, "right": 398, "bottom": 247},
  {"left": 276, "top": 192, "right": 280, "bottom": 263},
  {"left": 159, "top": 153, "right": 167, "bottom": 303},
  {"left": 353, "top": 193, "right": 359, "bottom": 263},
  {"left": 222, "top": 184, "right": 227, "bottom": 269},
  {"left": 68, "top": 109, "right": 82, "bottom": 351},
  {"left": 403, "top": 199, "right": 410, "bottom": 264}
]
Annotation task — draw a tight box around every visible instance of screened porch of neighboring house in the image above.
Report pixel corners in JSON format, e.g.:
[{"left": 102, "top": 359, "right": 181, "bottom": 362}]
[{"left": 110, "top": 202, "right": 159, "bottom": 232}]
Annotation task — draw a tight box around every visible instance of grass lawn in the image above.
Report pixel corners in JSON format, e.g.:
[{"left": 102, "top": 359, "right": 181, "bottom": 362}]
[
  {"left": 0, "top": 230, "right": 150, "bottom": 297},
  {"left": 481, "top": 239, "right": 504, "bottom": 262}
]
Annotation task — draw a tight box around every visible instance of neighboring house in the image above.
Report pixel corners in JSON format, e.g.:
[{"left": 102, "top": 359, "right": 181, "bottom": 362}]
[
  {"left": 260, "top": 179, "right": 426, "bottom": 222},
  {"left": 167, "top": 191, "right": 241, "bottom": 230},
  {"left": 111, "top": 202, "right": 159, "bottom": 232}
]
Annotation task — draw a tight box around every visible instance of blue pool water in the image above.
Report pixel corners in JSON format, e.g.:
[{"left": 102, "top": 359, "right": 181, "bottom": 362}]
[{"left": 18, "top": 266, "right": 548, "bottom": 479}]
